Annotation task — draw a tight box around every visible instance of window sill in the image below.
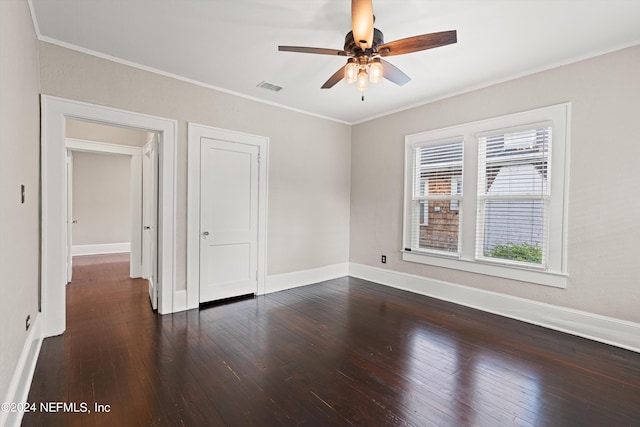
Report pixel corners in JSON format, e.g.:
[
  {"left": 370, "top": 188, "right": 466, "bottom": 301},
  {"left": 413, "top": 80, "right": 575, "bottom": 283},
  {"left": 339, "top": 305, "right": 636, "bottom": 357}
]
[{"left": 402, "top": 251, "right": 567, "bottom": 288}]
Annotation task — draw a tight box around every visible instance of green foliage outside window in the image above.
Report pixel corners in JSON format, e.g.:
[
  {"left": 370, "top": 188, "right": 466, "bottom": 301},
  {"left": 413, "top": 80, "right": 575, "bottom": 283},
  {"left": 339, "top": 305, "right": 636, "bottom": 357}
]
[{"left": 487, "top": 242, "right": 542, "bottom": 264}]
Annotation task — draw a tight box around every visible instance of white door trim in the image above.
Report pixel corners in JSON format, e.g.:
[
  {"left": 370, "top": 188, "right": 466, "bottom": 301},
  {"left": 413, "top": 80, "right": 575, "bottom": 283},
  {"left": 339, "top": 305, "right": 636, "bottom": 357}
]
[
  {"left": 142, "top": 135, "right": 159, "bottom": 310},
  {"left": 186, "top": 123, "right": 269, "bottom": 310},
  {"left": 66, "top": 151, "right": 73, "bottom": 283},
  {"left": 41, "top": 95, "right": 177, "bottom": 337},
  {"left": 65, "top": 138, "right": 143, "bottom": 278}
]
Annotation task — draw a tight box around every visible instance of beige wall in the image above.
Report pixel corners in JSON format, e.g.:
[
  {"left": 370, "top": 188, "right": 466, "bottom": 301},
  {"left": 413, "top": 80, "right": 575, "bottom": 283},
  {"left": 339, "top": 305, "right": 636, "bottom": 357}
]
[
  {"left": 39, "top": 42, "right": 352, "bottom": 288},
  {"left": 0, "top": 0, "right": 41, "bottom": 403},
  {"left": 351, "top": 45, "right": 640, "bottom": 323},
  {"left": 66, "top": 120, "right": 149, "bottom": 249},
  {"left": 72, "top": 152, "right": 131, "bottom": 246}
]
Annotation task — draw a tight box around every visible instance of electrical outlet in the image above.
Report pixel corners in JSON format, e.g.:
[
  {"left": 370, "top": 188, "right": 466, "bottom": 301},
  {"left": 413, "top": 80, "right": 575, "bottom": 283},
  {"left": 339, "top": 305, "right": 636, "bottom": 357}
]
[
  {"left": 381, "top": 255, "right": 387, "bottom": 264},
  {"left": 26, "top": 314, "right": 31, "bottom": 331}
]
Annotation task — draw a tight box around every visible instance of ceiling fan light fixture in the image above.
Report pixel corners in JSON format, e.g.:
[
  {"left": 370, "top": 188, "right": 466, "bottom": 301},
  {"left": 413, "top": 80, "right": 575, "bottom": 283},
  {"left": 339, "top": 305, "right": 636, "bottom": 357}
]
[
  {"left": 345, "top": 59, "right": 358, "bottom": 83},
  {"left": 369, "top": 58, "right": 383, "bottom": 83},
  {"left": 357, "top": 68, "right": 369, "bottom": 91},
  {"left": 277, "top": 0, "right": 457, "bottom": 94}
]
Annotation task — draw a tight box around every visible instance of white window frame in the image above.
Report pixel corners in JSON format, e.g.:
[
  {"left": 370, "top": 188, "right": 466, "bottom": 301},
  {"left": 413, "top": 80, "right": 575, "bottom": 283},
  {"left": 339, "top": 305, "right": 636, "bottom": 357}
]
[{"left": 402, "top": 104, "right": 570, "bottom": 288}]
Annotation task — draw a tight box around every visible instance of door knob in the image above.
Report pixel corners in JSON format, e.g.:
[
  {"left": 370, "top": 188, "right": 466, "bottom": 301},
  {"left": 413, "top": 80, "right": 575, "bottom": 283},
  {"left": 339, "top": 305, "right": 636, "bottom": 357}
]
[
  {"left": 144, "top": 226, "right": 151, "bottom": 230},
  {"left": 202, "top": 231, "right": 210, "bottom": 236}
]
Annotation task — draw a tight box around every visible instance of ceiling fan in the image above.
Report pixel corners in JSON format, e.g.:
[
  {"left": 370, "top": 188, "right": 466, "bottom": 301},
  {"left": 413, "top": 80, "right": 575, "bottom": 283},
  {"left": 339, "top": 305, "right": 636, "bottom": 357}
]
[{"left": 278, "top": 0, "right": 457, "bottom": 98}]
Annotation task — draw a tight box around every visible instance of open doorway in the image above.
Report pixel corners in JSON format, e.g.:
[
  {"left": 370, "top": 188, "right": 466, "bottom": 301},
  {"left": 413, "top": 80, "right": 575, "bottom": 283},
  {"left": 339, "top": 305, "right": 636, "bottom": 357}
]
[
  {"left": 41, "top": 96, "right": 177, "bottom": 338},
  {"left": 64, "top": 119, "right": 159, "bottom": 310}
]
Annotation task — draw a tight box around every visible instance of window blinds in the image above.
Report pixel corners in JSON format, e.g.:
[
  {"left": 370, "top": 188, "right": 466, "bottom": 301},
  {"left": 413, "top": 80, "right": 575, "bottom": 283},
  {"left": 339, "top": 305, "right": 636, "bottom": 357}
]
[
  {"left": 410, "top": 141, "right": 463, "bottom": 254},
  {"left": 476, "top": 126, "right": 551, "bottom": 266}
]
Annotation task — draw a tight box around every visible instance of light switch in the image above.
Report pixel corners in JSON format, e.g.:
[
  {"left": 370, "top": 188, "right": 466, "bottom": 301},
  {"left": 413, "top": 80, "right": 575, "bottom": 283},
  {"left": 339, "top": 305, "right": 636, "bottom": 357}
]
[{"left": 21, "top": 185, "right": 25, "bottom": 204}]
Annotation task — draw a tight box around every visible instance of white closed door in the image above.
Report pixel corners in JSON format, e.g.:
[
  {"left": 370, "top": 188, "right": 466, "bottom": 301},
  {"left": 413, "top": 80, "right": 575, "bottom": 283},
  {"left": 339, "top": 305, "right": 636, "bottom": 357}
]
[{"left": 199, "top": 138, "right": 260, "bottom": 303}]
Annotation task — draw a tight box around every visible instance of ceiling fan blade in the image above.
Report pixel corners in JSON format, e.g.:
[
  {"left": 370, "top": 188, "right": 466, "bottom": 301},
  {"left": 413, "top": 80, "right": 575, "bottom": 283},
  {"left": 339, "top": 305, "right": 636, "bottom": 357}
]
[
  {"left": 381, "top": 59, "right": 410, "bottom": 86},
  {"left": 321, "top": 65, "right": 347, "bottom": 89},
  {"left": 352, "top": 0, "right": 374, "bottom": 49},
  {"left": 378, "top": 30, "right": 457, "bottom": 57},
  {"left": 278, "top": 46, "right": 348, "bottom": 56}
]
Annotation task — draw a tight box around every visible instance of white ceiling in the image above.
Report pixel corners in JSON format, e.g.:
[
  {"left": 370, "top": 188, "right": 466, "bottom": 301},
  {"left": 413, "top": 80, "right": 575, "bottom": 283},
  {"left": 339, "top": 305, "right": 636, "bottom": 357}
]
[{"left": 31, "top": 0, "right": 640, "bottom": 124}]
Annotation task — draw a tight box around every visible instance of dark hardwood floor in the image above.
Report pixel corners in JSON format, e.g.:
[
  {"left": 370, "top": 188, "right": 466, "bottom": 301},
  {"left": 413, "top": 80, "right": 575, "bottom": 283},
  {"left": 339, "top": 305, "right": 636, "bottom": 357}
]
[{"left": 24, "top": 254, "right": 640, "bottom": 426}]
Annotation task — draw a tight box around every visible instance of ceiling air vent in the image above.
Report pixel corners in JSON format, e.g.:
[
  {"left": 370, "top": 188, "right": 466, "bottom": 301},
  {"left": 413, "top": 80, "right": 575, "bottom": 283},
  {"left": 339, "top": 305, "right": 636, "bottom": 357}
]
[{"left": 257, "top": 81, "right": 283, "bottom": 92}]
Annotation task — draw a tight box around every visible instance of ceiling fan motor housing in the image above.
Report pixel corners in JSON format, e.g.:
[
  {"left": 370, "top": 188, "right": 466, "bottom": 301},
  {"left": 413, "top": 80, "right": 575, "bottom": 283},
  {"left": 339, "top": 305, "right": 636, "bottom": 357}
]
[{"left": 344, "top": 28, "right": 384, "bottom": 58}]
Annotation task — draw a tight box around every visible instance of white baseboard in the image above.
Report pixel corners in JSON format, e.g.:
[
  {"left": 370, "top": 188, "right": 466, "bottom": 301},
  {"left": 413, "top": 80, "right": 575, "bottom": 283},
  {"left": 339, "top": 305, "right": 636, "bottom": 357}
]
[
  {"left": 349, "top": 263, "right": 640, "bottom": 354},
  {"left": 72, "top": 242, "right": 131, "bottom": 256},
  {"left": 1, "top": 314, "right": 43, "bottom": 427},
  {"left": 266, "top": 262, "right": 349, "bottom": 294}
]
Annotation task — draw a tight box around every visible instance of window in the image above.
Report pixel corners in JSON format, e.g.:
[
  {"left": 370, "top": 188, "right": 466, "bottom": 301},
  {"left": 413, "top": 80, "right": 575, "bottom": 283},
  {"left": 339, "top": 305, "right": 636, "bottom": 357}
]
[
  {"left": 403, "top": 104, "right": 570, "bottom": 288},
  {"left": 408, "top": 140, "right": 463, "bottom": 254},
  {"left": 477, "top": 126, "right": 550, "bottom": 266}
]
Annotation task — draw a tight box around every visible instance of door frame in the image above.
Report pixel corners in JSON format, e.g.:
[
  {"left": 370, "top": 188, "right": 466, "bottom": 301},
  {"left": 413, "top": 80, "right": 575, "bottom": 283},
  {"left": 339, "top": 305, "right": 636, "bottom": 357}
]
[
  {"left": 41, "top": 95, "right": 177, "bottom": 337},
  {"left": 186, "top": 123, "right": 269, "bottom": 310},
  {"left": 142, "top": 135, "right": 159, "bottom": 309},
  {"left": 66, "top": 151, "right": 73, "bottom": 283},
  {"left": 65, "top": 138, "right": 143, "bottom": 279}
]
